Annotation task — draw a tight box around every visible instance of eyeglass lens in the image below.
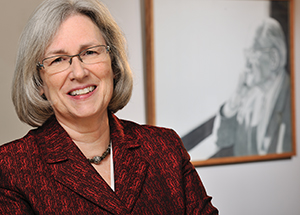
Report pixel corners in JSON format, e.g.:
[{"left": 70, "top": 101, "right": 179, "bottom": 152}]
[{"left": 41, "top": 45, "right": 109, "bottom": 73}]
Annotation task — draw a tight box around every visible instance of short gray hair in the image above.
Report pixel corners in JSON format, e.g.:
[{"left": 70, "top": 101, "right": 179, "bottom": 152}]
[
  {"left": 257, "top": 17, "right": 287, "bottom": 68},
  {"left": 12, "top": 0, "right": 133, "bottom": 127}
]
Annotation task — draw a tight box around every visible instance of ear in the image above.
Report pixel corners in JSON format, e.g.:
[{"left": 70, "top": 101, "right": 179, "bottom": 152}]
[
  {"left": 39, "top": 86, "right": 44, "bottom": 96},
  {"left": 268, "top": 47, "right": 280, "bottom": 71},
  {"left": 39, "top": 86, "right": 48, "bottom": 100}
]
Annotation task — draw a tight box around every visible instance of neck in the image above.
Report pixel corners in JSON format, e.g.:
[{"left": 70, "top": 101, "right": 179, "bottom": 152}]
[{"left": 56, "top": 110, "right": 111, "bottom": 157}]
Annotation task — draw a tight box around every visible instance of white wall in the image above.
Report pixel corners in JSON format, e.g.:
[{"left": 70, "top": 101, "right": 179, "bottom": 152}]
[{"left": 1, "top": 1, "right": 299, "bottom": 214}]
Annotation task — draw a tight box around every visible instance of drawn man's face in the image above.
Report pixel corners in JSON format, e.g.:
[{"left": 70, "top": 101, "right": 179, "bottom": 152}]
[{"left": 243, "top": 32, "right": 274, "bottom": 87}]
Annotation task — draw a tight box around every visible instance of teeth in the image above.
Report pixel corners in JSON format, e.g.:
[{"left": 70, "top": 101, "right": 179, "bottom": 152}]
[{"left": 70, "top": 86, "right": 95, "bottom": 96}]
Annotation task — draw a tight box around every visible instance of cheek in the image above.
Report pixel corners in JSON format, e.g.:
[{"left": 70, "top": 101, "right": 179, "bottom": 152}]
[
  {"left": 104, "top": 70, "right": 115, "bottom": 96},
  {"left": 94, "top": 63, "right": 114, "bottom": 83},
  {"left": 252, "top": 69, "right": 262, "bottom": 84},
  {"left": 40, "top": 75, "right": 64, "bottom": 100},
  {"left": 257, "top": 59, "right": 271, "bottom": 78}
]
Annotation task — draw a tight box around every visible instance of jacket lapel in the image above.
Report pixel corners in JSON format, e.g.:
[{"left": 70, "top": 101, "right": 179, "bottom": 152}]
[
  {"left": 40, "top": 114, "right": 150, "bottom": 213},
  {"left": 109, "top": 114, "right": 149, "bottom": 212},
  {"left": 40, "top": 116, "right": 127, "bottom": 214}
]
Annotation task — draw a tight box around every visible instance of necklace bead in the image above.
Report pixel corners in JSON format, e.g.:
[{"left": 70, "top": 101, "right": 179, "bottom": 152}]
[{"left": 88, "top": 142, "right": 111, "bottom": 165}]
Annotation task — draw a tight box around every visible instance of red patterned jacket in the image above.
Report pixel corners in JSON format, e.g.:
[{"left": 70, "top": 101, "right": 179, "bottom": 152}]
[{"left": 0, "top": 112, "right": 218, "bottom": 214}]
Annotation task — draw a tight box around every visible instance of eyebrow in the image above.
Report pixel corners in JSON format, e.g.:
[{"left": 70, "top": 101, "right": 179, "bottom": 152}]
[
  {"left": 44, "top": 43, "right": 100, "bottom": 58},
  {"left": 45, "top": 49, "right": 68, "bottom": 57}
]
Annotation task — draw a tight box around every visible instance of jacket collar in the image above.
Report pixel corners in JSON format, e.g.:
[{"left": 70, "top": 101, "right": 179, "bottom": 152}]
[{"left": 39, "top": 112, "right": 149, "bottom": 213}]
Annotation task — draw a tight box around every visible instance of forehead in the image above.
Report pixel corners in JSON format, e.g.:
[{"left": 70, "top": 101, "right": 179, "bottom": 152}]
[{"left": 45, "top": 14, "right": 104, "bottom": 54}]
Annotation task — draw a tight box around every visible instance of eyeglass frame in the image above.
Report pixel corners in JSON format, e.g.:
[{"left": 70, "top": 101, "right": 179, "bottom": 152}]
[
  {"left": 243, "top": 47, "right": 272, "bottom": 59},
  {"left": 36, "top": 45, "right": 111, "bottom": 73}
]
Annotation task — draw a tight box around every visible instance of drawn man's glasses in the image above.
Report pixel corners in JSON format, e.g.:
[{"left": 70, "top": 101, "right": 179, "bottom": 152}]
[{"left": 244, "top": 47, "right": 271, "bottom": 60}]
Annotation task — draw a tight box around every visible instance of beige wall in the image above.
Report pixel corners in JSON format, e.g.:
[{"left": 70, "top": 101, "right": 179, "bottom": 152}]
[
  {"left": 0, "top": 1, "right": 43, "bottom": 143},
  {"left": 1, "top": 1, "right": 299, "bottom": 215}
]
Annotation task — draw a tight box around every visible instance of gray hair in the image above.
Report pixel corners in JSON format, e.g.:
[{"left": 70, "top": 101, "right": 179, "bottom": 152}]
[
  {"left": 12, "top": 0, "right": 133, "bottom": 127},
  {"left": 256, "top": 17, "right": 287, "bottom": 68}
]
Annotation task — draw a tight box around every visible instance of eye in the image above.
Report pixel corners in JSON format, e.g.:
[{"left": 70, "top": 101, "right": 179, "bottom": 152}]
[
  {"left": 83, "top": 49, "right": 99, "bottom": 56},
  {"left": 48, "top": 56, "right": 69, "bottom": 66}
]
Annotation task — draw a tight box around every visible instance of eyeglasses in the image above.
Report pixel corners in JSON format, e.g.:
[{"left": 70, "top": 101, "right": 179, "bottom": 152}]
[
  {"left": 37, "top": 45, "right": 111, "bottom": 74},
  {"left": 244, "top": 47, "right": 270, "bottom": 60}
]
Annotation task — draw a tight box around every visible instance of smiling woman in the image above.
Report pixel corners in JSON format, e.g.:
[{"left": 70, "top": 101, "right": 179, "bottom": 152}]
[
  {"left": 12, "top": 0, "right": 132, "bottom": 127},
  {"left": 0, "top": 0, "right": 218, "bottom": 214}
]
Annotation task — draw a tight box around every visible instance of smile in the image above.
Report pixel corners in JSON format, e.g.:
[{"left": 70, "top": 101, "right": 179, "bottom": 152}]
[{"left": 69, "top": 86, "right": 96, "bottom": 96}]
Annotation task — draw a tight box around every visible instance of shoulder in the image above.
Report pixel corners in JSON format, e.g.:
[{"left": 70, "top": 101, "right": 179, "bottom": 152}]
[
  {"left": 117, "top": 118, "right": 194, "bottom": 179},
  {"left": 118, "top": 118, "right": 188, "bottom": 159},
  {"left": 0, "top": 128, "right": 39, "bottom": 154},
  {"left": 0, "top": 128, "right": 41, "bottom": 173},
  {"left": 120, "top": 118, "right": 181, "bottom": 143},
  {"left": 112, "top": 113, "right": 190, "bottom": 163}
]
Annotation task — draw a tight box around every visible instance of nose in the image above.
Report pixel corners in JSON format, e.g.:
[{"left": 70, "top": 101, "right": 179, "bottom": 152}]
[
  {"left": 69, "top": 54, "right": 83, "bottom": 65},
  {"left": 69, "top": 56, "right": 88, "bottom": 80}
]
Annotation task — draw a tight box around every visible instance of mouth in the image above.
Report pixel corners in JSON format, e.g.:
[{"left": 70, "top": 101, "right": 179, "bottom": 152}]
[{"left": 69, "top": 86, "right": 96, "bottom": 96}]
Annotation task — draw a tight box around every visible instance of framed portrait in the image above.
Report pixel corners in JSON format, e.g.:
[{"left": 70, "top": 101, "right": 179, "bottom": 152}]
[{"left": 144, "top": 0, "right": 296, "bottom": 166}]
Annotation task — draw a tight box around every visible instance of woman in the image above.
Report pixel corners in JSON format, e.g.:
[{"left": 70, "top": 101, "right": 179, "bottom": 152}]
[{"left": 0, "top": 0, "right": 218, "bottom": 214}]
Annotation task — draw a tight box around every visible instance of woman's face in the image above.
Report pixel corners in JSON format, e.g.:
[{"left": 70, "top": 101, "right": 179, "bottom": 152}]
[{"left": 39, "top": 14, "right": 114, "bottom": 123}]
